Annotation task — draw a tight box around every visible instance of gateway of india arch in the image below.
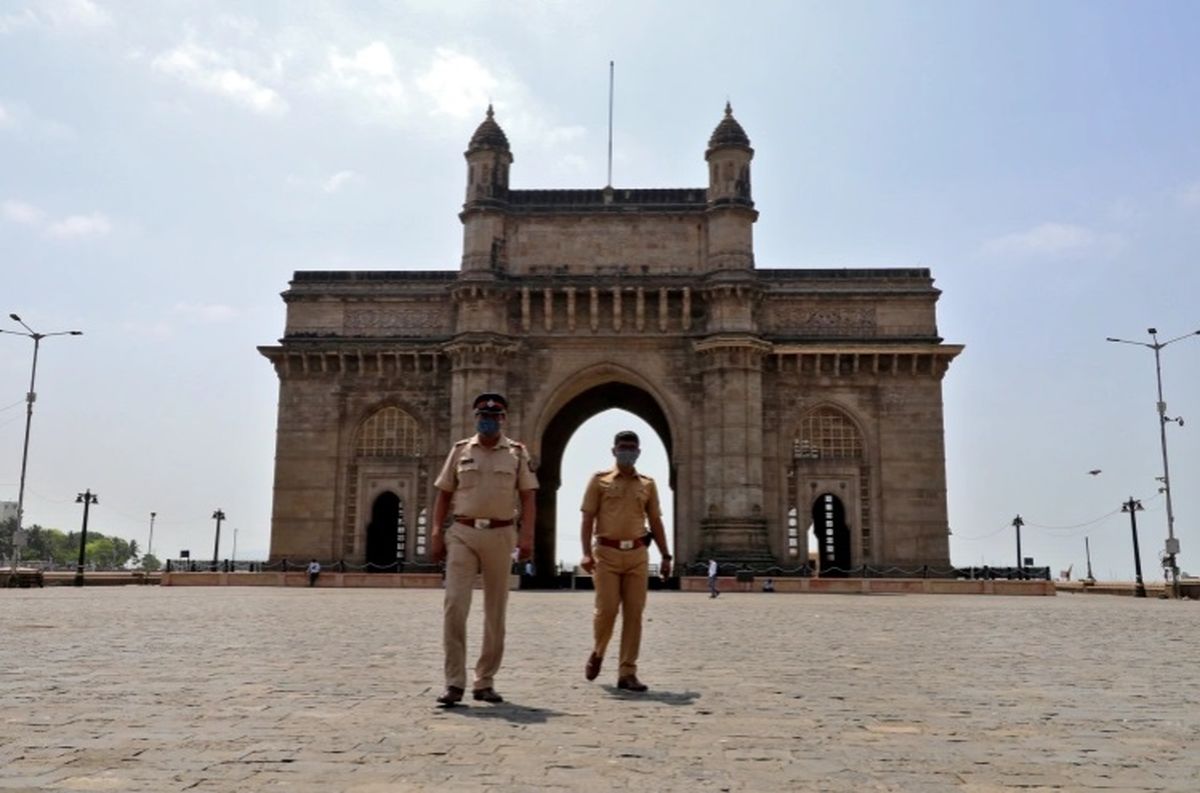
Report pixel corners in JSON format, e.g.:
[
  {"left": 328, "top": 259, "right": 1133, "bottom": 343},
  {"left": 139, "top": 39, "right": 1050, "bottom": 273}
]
[{"left": 259, "top": 103, "right": 963, "bottom": 578}]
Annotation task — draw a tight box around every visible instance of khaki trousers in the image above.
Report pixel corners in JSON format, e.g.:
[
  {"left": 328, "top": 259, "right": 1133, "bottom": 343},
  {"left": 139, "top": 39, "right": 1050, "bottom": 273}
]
[
  {"left": 443, "top": 523, "right": 515, "bottom": 690},
  {"left": 591, "top": 544, "right": 649, "bottom": 677}
]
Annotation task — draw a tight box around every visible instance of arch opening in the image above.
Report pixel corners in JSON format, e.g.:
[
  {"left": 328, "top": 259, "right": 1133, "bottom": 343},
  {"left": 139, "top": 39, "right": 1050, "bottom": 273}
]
[{"left": 533, "top": 382, "right": 674, "bottom": 587}]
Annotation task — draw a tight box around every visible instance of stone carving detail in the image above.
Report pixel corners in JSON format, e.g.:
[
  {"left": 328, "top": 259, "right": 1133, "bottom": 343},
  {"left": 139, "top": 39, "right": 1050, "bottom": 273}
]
[
  {"left": 345, "top": 306, "right": 448, "bottom": 334},
  {"left": 769, "top": 304, "right": 877, "bottom": 336}
]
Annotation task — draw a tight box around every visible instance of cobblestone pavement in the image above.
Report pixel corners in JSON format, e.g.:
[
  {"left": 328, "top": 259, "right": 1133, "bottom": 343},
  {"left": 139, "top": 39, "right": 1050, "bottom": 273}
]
[{"left": 1, "top": 588, "right": 1197, "bottom": 792}]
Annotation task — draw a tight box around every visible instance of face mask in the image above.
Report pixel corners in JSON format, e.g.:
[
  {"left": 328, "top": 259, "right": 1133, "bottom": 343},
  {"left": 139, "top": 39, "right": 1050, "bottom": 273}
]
[
  {"left": 476, "top": 416, "right": 501, "bottom": 436},
  {"left": 615, "top": 449, "right": 640, "bottom": 467}
]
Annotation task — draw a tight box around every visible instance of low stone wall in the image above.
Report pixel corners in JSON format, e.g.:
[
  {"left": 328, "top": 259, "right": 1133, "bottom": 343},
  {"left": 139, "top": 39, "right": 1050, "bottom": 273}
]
[
  {"left": 160, "top": 572, "right": 520, "bottom": 589},
  {"left": 681, "top": 576, "right": 1056, "bottom": 596},
  {"left": 42, "top": 571, "right": 160, "bottom": 586},
  {"left": 1057, "top": 581, "right": 1200, "bottom": 598}
]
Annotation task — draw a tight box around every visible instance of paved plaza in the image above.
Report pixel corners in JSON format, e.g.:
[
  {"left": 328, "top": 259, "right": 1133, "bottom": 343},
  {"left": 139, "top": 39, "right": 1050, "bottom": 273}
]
[{"left": 1, "top": 588, "right": 1197, "bottom": 792}]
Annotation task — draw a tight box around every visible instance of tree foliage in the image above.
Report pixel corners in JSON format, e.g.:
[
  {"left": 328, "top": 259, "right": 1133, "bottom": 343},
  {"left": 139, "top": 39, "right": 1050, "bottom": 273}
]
[{"left": 1, "top": 517, "right": 141, "bottom": 568}]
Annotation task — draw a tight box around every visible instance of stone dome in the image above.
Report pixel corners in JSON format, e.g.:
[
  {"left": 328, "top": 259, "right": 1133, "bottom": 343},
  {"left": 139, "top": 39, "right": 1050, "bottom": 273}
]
[
  {"left": 707, "top": 102, "right": 751, "bottom": 151},
  {"left": 467, "top": 104, "right": 510, "bottom": 153}
]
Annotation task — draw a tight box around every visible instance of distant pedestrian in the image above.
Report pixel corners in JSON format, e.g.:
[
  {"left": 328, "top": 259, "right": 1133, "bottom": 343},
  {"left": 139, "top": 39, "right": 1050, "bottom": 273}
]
[
  {"left": 707, "top": 558, "right": 720, "bottom": 598},
  {"left": 307, "top": 559, "right": 321, "bottom": 587},
  {"left": 762, "top": 577, "right": 775, "bottom": 593}
]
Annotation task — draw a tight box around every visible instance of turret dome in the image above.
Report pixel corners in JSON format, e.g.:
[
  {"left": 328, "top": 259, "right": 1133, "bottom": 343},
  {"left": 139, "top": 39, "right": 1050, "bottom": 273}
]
[
  {"left": 467, "top": 104, "right": 510, "bottom": 153},
  {"left": 707, "top": 102, "right": 751, "bottom": 152}
]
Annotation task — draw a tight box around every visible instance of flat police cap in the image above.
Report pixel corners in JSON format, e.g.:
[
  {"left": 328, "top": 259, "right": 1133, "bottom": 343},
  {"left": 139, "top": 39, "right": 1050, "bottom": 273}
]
[
  {"left": 473, "top": 392, "right": 508, "bottom": 413},
  {"left": 613, "top": 430, "right": 640, "bottom": 445}
]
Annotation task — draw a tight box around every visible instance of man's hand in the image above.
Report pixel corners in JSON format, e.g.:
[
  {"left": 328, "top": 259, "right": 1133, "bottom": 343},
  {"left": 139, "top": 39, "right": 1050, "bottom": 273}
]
[
  {"left": 431, "top": 531, "right": 446, "bottom": 564},
  {"left": 517, "top": 530, "right": 533, "bottom": 561},
  {"left": 659, "top": 557, "right": 672, "bottom": 579},
  {"left": 580, "top": 554, "right": 595, "bottom": 574}
]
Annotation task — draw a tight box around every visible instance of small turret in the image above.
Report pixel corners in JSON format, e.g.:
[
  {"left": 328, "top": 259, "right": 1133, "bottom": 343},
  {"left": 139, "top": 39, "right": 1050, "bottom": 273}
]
[
  {"left": 704, "top": 102, "right": 757, "bottom": 274},
  {"left": 706, "top": 102, "right": 754, "bottom": 207},
  {"left": 464, "top": 104, "right": 512, "bottom": 205},
  {"left": 461, "top": 105, "right": 512, "bottom": 272}
]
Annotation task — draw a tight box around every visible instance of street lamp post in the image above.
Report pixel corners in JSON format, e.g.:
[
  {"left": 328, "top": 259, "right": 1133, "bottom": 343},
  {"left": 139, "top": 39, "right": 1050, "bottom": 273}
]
[
  {"left": 74, "top": 489, "right": 98, "bottom": 587},
  {"left": 1, "top": 314, "right": 82, "bottom": 572},
  {"left": 147, "top": 511, "right": 156, "bottom": 560},
  {"left": 1107, "top": 327, "right": 1200, "bottom": 598},
  {"left": 211, "top": 509, "right": 225, "bottom": 572},
  {"left": 1122, "top": 497, "right": 1147, "bottom": 598}
]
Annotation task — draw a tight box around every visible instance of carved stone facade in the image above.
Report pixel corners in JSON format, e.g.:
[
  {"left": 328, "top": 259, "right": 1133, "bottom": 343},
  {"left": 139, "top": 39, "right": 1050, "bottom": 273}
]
[{"left": 260, "top": 103, "right": 963, "bottom": 575}]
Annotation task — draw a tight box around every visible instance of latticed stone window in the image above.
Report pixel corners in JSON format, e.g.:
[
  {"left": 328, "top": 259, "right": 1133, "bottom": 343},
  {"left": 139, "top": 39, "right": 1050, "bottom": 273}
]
[
  {"left": 794, "top": 407, "right": 863, "bottom": 460},
  {"left": 356, "top": 407, "right": 423, "bottom": 457}
]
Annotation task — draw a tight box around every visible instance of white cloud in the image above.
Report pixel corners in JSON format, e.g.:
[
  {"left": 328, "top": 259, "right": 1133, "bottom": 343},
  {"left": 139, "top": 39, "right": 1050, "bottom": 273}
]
[
  {"left": 44, "top": 0, "right": 111, "bottom": 29},
  {"left": 322, "top": 170, "right": 361, "bottom": 193},
  {"left": 980, "top": 222, "right": 1121, "bottom": 258},
  {"left": 0, "top": 100, "right": 74, "bottom": 138},
  {"left": 0, "top": 102, "right": 10, "bottom": 128},
  {"left": 152, "top": 42, "right": 287, "bottom": 116},
  {"left": 1179, "top": 182, "right": 1200, "bottom": 210},
  {"left": 172, "top": 303, "right": 237, "bottom": 323},
  {"left": 2, "top": 199, "right": 44, "bottom": 225},
  {"left": 0, "top": 0, "right": 110, "bottom": 33},
  {"left": 415, "top": 48, "right": 497, "bottom": 119},
  {"left": 324, "top": 41, "right": 408, "bottom": 119},
  {"left": 47, "top": 212, "right": 112, "bottom": 238}
]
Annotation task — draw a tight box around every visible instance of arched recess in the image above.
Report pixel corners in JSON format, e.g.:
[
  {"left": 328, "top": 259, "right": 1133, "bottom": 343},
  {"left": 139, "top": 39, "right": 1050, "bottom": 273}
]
[
  {"left": 343, "top": 404, "right": 426, "bottom": 563},
  {"left": 532, "top": 376, "right": 677, "bottom": 586},
  {"left": 789, "top": 403, "right": 873, "bottom": 569}
]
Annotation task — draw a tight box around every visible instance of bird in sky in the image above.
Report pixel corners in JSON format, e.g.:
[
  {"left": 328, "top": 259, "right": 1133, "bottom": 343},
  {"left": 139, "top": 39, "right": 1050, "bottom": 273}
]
[{"left": 1087, "top": 469, "right": 1102, "bottom": 476}]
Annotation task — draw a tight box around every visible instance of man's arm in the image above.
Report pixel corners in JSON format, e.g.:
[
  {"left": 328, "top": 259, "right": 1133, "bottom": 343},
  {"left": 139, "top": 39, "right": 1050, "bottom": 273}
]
[
  {"left": 517, "top": 489, "right": 536, "bottom": 561},
  {"left": 580, "top": 510, "right": 597, "bottom": 573},
  {"left": 430, "top": 488, "right": 453, "bottom": 563},
  {"left": 648, "top": 513, "right": 671, "bottom": 578}
]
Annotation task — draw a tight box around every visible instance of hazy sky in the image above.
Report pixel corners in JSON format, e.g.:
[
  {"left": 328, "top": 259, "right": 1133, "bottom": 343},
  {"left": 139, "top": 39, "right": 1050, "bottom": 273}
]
[{"left": 2, "top": 0, "right": 1198, "bottom": 580}]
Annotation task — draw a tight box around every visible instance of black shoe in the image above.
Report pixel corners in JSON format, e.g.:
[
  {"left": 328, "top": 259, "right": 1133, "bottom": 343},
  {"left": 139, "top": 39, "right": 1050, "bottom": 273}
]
[
  {"left": 472, "top": 687, "right": 504, "bottom": 703},
  {"left": 436, "top": 686, "right": 464, "bottom": 705},
  {"left": 617, "top": 675, "right": 648, "bottom": 693},
  {"left": 585, "top": 652, "right": 603, "bottom": 681}
]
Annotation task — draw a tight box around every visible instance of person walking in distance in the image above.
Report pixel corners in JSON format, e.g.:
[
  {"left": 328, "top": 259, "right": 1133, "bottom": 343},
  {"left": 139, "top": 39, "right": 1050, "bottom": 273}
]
[
  {"left": 580, "top": 430, "right": 672, "bottom": 692},
  {"left": 431, "top": 393, "right": 537, "bottom": 706},
  {"left": 306, "top": 558, "right": 321, "bottom": 587},
  {"left": 707, "top": 558, "right": 720, "bottom": 598}
]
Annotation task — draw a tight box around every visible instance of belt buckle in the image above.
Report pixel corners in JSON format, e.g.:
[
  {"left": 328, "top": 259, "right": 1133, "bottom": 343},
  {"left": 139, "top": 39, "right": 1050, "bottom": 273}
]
[
  {"left": 618, "top": 539, "right": 635, "bottom": 550},
  {"left": 477, "top": 518, "right": 491, "bottom": 529}
]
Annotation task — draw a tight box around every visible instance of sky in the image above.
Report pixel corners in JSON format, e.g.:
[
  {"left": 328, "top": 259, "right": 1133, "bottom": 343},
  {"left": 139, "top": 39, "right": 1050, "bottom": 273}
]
[{"left": 1, "top": 0, "right": 1198, "bottom": 580}]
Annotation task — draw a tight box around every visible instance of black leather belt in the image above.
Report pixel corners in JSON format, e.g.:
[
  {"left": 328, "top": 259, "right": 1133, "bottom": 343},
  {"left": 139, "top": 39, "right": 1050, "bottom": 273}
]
[
  {"left": 455, "top": 516, "right": 514, "bottom": 529},
  {"left": 595, "top": 535, "right": 651, "bottom": 551}
]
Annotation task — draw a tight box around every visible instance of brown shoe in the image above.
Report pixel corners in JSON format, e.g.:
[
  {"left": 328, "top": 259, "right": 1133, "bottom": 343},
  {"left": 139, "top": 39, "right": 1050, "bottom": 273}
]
[
  {"left": 472, "top": 687, "right": 504, "bottom": 703},
  {"left": 585, "top": 652, "right": 603, "bottom": 681},
  {"left": 436, "top": 685, "right": 464, "bottom": 705},
  {"left": 617, "top": 675, "right": 648, "bottom": 692}
]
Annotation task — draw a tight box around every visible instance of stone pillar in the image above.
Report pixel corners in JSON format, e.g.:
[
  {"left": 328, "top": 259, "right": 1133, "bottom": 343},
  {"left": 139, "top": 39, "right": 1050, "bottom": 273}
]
[{"left": 693, "top": 335, "right": 774, "bottom": 565}]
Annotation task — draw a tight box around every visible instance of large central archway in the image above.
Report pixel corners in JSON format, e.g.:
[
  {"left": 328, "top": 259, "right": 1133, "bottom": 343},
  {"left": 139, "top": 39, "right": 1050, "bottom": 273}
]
[{"left": 532, "top": 381, "right": 675, "bottom": 585}]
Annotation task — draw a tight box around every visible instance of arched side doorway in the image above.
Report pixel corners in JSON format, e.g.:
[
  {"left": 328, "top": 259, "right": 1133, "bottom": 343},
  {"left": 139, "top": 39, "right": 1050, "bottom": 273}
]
[
  {"left": 812, "top": 493, "right": 852, "bottom": 576},
  {"left": 533, "top": 382, "right": 674, "bottom": 586},
  {"left": 366, "top": 492, "right": 404, "bottom": 570},
  {"left": 346, "top": 405, "right": 426, "bottom": 565}
]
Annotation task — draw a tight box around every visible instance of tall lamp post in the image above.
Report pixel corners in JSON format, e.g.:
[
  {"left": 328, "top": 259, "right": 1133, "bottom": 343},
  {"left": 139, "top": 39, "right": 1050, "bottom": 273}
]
[
  {"left": 147, "top": 511, "right": 156, "bottom": 560},
  {"left": 74, "top": 489, "right": 98, "bottom": 587},
  {"left": 211, "top": 509, "right": 225, "bottom": 571},
  {"left": 1106, "top": 327, "right": 1200, "bottom": 598},
  {"left": 1, "top": 314, "right": 82, "bottom": 571}
]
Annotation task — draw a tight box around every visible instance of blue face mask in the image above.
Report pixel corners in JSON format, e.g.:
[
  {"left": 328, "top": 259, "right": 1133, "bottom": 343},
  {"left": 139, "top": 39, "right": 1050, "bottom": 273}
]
[
  {"left": 476, "top": 416, "right": 502, "bottom": 436},
  {"left": 615, "top": 449, "right": 640, "bottom": 467}
]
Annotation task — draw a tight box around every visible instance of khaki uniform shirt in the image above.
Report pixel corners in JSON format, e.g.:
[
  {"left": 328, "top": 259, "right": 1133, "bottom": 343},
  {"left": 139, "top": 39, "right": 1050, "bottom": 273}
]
[
  {"left": 435, "top": 435, "right": 538, "bottom": 519},
  {"left": 580, "top": 466, "right": 661, "bottom": 541}
]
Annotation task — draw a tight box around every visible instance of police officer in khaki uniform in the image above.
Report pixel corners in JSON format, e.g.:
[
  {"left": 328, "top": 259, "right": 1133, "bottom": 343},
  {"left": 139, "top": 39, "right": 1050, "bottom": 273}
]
[
  {"left": 580, "top": 430, "right": 672, "bottom": 692},
  {"left": 431, "top": 393, "right": 537, "bottom": 705}
]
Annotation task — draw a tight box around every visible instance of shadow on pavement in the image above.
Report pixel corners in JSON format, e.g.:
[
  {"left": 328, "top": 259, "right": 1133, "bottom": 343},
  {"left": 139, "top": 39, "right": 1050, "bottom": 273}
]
[
  {"left": 600, "top": 686, "right": 700, "bottom": 706},
  {"left": 439, "top": 702, "right": 566, "bottom": 724}
]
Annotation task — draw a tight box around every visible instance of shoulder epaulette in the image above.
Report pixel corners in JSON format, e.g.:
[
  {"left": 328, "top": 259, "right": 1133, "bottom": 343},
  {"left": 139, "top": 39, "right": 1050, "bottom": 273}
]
[{"left": 454, "top": 438, "right": 470, "bottom": 446}]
